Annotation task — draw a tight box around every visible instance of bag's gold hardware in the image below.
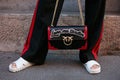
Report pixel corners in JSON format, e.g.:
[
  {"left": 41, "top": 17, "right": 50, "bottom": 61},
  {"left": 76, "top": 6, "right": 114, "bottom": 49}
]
[{"left": 62, "top": 36, "right": 73, "bottom": 46}]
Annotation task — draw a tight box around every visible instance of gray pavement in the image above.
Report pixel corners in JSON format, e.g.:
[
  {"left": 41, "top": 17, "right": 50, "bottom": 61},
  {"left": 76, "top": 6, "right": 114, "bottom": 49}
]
[
  {"left": 0, "top": 0, "right": 119, "bottom": 13},
  {"left": 0, "top": 52, "right": 120, "bottom": 80}
]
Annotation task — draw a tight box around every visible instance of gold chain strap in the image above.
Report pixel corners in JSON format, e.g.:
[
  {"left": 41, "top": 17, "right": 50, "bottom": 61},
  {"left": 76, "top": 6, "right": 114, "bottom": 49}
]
[
  {"left": 51, "top": 0, "right": 84, "bottom": 26},
  {"left": 78, "top": 0, "right": 84, "bottom": 25}
]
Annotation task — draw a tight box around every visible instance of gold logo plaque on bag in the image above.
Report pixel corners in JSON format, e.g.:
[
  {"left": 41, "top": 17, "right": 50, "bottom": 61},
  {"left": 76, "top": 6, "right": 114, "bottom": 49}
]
[{"left": 62, "top": 36, "right": 73, "bottom": 46}]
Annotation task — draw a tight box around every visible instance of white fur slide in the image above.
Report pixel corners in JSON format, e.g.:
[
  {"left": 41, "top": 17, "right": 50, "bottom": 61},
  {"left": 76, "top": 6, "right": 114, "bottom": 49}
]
[
  {"left": 9, "top": 57, "right": 33, "bottom": 72},
  {"left": 84, "top": 60, "right": 101, "bottom": 74}
]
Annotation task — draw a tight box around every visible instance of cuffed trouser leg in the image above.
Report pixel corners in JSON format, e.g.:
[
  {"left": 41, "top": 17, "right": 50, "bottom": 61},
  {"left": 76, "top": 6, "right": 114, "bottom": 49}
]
[
  {"left": 21, "top": 0, "right": 64, "bottom": 65},
  {"left": 79, "top": 0, "right": 106, "bottom": 63}
]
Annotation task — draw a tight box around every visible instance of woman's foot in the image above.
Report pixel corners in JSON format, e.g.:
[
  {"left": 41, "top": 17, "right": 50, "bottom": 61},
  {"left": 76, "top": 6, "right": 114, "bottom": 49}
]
[
  {"left": 84, "top": 60, "right": 101, "bottom": 74},
  {"left": 9, "top": 57, "right": 34, "bottom": 72}
]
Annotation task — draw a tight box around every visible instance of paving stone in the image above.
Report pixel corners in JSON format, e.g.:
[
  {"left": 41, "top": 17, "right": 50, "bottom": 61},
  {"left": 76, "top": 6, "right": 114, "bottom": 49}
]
[{"left": 0, "top": 52, "right": 120, "bottom": 80}]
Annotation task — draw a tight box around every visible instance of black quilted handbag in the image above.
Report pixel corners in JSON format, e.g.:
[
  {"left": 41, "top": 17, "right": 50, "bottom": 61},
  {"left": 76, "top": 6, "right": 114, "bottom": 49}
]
[{"left": 48, "top": 0, "right": 87, "bottom": 50}]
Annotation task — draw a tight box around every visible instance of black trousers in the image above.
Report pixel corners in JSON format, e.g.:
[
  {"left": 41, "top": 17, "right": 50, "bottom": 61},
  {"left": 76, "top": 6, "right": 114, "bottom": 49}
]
[{"left": 21, "top": 0, "right": 106, "bottom": 64}]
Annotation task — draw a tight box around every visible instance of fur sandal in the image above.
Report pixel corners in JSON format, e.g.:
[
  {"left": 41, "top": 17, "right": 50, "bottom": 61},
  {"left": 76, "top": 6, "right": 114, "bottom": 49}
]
[
  {"left": 9, "top": 57, "right": 33, "bottom": 72},
  {"left": 84, "top": 60, "right": 101, "bottom": 74}
]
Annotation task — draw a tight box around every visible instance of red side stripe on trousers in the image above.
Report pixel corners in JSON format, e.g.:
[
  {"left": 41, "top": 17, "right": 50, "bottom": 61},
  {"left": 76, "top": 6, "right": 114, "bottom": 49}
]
[
  {"left": 92, "top": 24, "right": 104, "bottom": 59},
  {"left": 21, "top": 0, "right": 40, "bottom": 55}
]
